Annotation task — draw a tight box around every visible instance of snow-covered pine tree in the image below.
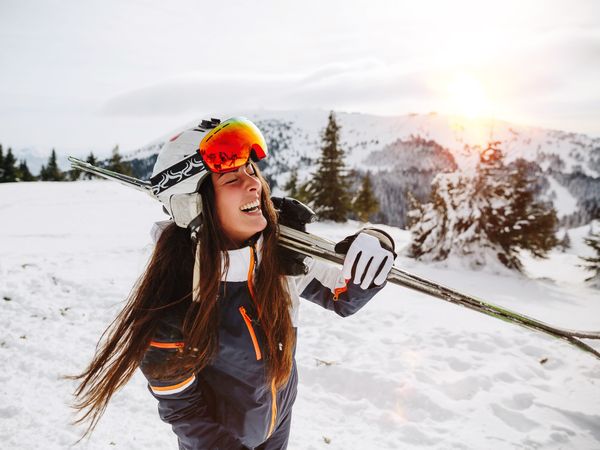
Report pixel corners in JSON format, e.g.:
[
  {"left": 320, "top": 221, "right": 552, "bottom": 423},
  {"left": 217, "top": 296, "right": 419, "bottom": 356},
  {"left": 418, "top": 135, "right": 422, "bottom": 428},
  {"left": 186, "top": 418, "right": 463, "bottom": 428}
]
[
  {"left": 493, "top": 158, "right": 558, "bottom": 268},
  {"left": 353, "top": 171, "right": 379, "bottom": 222},
  {"left": 305, "top": 112, "right": 352, "bottom": 222},
  {"left": 580, "top": 223, "right": 600, "bottom": 288},
  {"left": 408, "top": 171, "right": 493, "bottom": 266},
  {"left": 409, "top": 145, "right": 559, "bottom": 271}
]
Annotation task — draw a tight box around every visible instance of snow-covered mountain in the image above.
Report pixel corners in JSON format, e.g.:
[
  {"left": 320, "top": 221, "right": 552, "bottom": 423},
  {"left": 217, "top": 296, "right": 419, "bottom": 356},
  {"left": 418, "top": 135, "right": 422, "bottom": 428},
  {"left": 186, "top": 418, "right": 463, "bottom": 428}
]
[{"left": 124, "top": 110, "right": 600, "bottom": 228}]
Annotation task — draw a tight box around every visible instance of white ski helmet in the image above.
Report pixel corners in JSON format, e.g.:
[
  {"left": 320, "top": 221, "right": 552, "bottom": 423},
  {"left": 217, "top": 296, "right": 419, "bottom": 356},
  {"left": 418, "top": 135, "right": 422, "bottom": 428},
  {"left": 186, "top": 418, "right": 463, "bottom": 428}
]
[{"left": 150, "top": 117, "right": 268, "bottom": 229}]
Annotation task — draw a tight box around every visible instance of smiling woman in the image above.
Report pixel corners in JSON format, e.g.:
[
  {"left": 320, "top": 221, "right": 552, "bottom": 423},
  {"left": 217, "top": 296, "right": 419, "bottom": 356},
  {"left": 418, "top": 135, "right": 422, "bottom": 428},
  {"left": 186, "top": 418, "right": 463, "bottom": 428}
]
[{"left": 67, "top": 116, "right": 395, "bottom": 450}]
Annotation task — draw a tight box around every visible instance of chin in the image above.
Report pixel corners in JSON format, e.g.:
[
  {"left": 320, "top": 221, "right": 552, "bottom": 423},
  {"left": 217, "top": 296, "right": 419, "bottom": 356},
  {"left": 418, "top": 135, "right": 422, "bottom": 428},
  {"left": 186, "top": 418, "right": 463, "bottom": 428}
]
[{"left": 255, "top": 218, "right": 268, "bottom": 233}]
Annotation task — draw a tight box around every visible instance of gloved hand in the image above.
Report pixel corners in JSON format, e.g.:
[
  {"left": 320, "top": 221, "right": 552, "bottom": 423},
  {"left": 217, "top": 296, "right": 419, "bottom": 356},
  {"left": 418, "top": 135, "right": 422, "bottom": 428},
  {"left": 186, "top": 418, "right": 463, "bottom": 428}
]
[
  {"left": 272, "top": 196, "right": 317, "bottom": 276},
  {"left": 334, "top": 228, "right": 396, "bottom": 289}
]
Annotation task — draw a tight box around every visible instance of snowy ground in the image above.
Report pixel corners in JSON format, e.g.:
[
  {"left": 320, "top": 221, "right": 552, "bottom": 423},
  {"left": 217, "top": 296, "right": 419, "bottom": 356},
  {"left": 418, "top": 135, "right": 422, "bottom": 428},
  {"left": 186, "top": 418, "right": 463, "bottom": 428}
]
[{"left": 1, "top": 181, "right": 599, "bottom": 450}]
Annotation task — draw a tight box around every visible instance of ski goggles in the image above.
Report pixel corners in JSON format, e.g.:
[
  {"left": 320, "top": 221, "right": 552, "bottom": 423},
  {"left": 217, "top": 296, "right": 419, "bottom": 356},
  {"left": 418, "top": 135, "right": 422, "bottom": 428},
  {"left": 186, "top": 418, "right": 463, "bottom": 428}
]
[
  {"left": 200, "top": 117, "right": 268, "bottom": 173},
  {"left": 150, "top": 117, "right": 268, "bottom": 196}
]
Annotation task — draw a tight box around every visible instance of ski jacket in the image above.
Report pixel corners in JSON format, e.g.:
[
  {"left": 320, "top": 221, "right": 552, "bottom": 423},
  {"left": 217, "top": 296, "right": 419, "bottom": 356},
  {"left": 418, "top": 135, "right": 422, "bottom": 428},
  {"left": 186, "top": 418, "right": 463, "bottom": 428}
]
[{"left": 139, "top": 232, "right": 386, "bottom": 450}]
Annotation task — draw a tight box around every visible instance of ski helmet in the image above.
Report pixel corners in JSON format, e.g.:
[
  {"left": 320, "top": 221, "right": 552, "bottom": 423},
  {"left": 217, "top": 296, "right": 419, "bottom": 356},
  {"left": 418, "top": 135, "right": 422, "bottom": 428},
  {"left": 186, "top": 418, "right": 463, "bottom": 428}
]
[{"left": 150, "top": 117, "right": 268, "bottom": 229}]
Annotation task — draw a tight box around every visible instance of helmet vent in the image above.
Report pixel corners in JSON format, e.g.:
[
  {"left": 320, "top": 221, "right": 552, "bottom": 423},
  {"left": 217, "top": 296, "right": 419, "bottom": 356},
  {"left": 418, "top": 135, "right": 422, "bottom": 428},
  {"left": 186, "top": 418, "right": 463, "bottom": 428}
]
[{"left": 198, "top": 118, "right": 221, "bottom": 130}]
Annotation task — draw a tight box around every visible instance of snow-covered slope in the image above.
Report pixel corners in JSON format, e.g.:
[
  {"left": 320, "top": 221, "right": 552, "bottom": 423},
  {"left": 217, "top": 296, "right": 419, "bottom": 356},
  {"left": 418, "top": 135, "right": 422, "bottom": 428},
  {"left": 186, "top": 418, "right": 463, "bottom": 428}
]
[{"left": 1, "top": 181, "right": 599, "bottom": 449}]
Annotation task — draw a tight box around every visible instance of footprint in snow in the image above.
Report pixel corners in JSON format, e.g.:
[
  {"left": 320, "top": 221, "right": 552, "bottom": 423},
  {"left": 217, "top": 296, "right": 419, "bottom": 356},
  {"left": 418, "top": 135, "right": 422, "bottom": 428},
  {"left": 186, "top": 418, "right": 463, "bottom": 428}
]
[
  {"left": 491, "top": 403, "right": 540, "bottom": 432},
  {"left": 500, "top": 392, "right": 535, "bottom": 411},
  {"left": 438, "top": 375, "right": 492, "bottom": 401}
]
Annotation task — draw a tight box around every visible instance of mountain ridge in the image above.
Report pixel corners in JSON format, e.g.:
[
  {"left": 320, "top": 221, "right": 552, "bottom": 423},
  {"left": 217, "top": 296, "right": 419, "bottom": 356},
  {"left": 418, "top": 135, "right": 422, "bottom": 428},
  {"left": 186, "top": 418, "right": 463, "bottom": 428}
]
[{"left": 123, "top": 110, "right": 600, "bottom": 228}]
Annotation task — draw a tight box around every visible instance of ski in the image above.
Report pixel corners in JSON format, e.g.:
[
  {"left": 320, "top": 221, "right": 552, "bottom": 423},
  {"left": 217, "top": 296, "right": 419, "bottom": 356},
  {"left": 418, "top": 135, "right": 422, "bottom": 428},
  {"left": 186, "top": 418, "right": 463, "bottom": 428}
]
[
  {"left": 68, "top": 157, "right": 155, "bottom": 197},
  {"left": 69, "top": 158, "right": 600, "bottom": 360},
  {"left": 278, "top": 224, "right": 600, "bottom": 360}
]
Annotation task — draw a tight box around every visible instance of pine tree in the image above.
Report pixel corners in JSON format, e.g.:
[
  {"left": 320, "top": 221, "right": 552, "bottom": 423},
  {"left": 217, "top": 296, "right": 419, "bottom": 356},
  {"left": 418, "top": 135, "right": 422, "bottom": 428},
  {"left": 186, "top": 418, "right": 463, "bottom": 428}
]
[
  {"left": 488, "top": 158, "right": 558, "bottom": 268},
  {"left": 69, "top": 165, "right": 82, "bottom": 181},
  {"left": 0, "top": 144, "right": 4, "bottom": 181},
  {"left": 409, "top": 172, "right": 485, "bottom": 263},
  {"left": 40, "top": 149, "right": 65, "bottom": 181},
  {"left": 296, "top": 181, "right": 312, "bottom": 205},
  {"left": 2, "top": 147, "right": 18, "bottom": 182},
  {"left": 17, "top": 160, "right": 34, "bottom": 181},
  {"left": 283, "top": 169, "right": 311, "bottom": 205},
  {"left": 105, "top": 145, "right": 132, "bottom": 176},
  {"left": 409, "top": 147, "right": 558, "bottom": 271},
  {"left": 353, "top": 171, "right": 379, "bottom": 222},
  {"left": 84, "top": 152, "right": 98, "bottom": 180},
  {"left": 284, "top": 168, "right": 299, "bottom": 198},
  {"left": 306, "top": 112, "right": 352, "bottom": 222},
  {"left": 580, "top": 224, "right": 600, "bottom": 288},
  {"left": 557, "top": 230, "right": 571, "bottom": 252}
]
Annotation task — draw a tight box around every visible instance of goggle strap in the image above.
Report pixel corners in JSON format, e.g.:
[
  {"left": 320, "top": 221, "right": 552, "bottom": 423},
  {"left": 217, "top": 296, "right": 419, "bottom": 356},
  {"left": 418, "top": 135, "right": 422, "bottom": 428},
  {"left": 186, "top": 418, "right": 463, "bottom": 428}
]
[{"left": 150, "top": 153, "right": 208, "bottom": 196}]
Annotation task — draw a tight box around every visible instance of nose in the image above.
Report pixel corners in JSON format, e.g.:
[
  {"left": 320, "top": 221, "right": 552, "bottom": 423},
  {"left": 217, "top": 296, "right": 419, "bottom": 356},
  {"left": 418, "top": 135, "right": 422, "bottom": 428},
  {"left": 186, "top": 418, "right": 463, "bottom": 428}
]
[{"left": 240, "top": 167, "right": 260, "bottom": 192}]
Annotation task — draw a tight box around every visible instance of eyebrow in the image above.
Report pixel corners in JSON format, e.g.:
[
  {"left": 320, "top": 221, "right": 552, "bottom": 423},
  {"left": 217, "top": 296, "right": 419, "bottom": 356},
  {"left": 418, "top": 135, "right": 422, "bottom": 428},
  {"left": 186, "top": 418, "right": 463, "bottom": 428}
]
[{"left": 218, "top": 163, "right": 252, "bottom": 179}]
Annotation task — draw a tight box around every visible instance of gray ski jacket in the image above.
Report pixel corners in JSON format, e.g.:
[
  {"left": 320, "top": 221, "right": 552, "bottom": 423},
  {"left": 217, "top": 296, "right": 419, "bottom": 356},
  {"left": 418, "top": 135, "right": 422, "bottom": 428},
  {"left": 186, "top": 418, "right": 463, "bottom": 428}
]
[{"left": 139, "top": 233, "right": 386, "bottom": 450}]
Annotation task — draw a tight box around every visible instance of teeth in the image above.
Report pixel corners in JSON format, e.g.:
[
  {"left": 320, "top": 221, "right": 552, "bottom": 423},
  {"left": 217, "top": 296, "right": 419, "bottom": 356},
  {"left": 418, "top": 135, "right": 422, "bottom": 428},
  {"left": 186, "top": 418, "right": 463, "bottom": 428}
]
[{"left": 240, "top": 199, "right": 260, "bottom": 211}]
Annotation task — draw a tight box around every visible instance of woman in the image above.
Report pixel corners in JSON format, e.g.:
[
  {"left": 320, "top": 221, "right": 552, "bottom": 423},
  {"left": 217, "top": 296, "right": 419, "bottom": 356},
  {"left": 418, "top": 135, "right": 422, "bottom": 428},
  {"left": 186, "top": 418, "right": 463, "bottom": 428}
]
[{"left": 70, "top": 117, "right": 395, "bottom": 449}]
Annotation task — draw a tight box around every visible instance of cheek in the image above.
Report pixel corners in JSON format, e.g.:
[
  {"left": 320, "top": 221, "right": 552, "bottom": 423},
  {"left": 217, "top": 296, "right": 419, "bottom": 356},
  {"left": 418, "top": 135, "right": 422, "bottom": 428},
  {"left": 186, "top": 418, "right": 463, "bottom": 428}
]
[{"left": 215, "top": 192, "right": 235, "bottom": 224}]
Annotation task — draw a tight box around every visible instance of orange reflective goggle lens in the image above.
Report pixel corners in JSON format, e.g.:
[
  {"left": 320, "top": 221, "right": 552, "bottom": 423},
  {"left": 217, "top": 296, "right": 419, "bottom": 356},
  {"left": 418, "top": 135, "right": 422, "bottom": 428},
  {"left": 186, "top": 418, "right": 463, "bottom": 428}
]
[{"left": 199, "top": 117, "right": 268, "bottom": 174}]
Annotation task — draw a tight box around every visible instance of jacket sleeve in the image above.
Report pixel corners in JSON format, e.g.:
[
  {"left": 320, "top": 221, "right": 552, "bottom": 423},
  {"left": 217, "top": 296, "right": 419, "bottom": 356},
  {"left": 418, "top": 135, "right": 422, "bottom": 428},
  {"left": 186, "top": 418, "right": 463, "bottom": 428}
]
[
  {"left": 295, "top": 258, "right": 386, "bottom": 317},
  {"left": 139, "top": 340, "right": 244, "bottom": 450}
]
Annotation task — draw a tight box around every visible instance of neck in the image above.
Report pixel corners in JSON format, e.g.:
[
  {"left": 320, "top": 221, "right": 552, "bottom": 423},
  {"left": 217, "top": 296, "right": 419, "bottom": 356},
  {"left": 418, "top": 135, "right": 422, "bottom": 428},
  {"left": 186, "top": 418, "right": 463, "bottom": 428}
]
[{"left": 225, "top": 232, "right": 261, "bottom": 250}]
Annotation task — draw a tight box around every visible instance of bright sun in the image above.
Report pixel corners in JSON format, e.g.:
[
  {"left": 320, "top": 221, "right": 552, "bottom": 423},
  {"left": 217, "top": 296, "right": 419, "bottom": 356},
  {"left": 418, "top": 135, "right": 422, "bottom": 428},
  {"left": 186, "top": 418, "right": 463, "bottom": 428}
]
[{"left": 447, "top": 74, "right": 490, "bottom": 119}]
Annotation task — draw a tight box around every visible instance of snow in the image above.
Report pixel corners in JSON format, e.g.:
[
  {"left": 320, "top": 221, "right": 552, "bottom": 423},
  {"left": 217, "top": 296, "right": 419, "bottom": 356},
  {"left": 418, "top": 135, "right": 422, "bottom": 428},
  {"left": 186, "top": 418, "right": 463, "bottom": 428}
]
[
  {"left": 1, "top": 181, "right": 599, "bottom": 450},
  {"left": 546, "top": 176, "right": 579, "bottom": 218}
]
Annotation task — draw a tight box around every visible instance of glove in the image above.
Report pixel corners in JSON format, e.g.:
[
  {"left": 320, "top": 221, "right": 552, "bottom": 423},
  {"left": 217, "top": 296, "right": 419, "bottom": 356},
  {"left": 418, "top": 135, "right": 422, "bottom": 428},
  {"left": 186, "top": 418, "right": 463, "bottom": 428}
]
[
  {"left": 334, "top": 228, "right": 396, "bottom": 289},
  {"left": 272, "top": 196, "right": 317, "bottom": 276}
]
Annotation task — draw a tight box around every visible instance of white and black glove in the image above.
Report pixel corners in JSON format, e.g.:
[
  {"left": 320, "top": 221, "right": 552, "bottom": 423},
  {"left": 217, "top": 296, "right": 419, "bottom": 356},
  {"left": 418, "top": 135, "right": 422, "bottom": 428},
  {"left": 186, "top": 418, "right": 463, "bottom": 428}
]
[{"left": 335, "top": 228, "right": 396, "bottom": 289}]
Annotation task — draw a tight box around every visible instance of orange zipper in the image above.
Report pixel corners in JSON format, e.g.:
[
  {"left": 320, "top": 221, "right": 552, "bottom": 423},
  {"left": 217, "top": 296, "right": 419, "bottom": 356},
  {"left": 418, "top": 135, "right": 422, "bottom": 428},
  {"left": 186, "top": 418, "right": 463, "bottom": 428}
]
[{"left": 239, "top": 306, "right": 262, "bottom": 360}]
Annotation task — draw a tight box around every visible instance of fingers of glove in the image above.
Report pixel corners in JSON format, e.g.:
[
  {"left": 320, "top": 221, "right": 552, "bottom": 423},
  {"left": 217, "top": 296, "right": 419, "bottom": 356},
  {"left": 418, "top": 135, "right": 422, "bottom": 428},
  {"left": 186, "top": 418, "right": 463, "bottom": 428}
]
[
  {"left": 360, "top": 252, "right": 392, "bottom": 289},
  {"left": 373, "top": 254, "right": 394, "bottom": 286},
  {"left": 353, "top": 252, "right": 372, "bottom": 287},
  {"left": 343, "top": 233, "right": 379, "bottom": 286},
  {"left": 342, "top": 244, "right": 361, "bottom": 280}
]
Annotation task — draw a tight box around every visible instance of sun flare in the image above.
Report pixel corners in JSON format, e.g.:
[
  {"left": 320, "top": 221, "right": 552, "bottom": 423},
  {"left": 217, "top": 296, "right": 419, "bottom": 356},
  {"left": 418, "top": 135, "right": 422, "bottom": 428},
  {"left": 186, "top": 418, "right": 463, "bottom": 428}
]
[{"left": 447, "top": 74, "right": 489, "bottom": 119}]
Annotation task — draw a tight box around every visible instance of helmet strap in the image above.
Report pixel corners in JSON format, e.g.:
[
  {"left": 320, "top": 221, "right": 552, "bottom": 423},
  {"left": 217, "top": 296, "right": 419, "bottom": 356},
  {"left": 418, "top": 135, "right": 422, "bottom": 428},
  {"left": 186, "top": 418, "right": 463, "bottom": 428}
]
[
  {"left": 189, "top": 214, "right": 204, "bottom": 303},
  {"left": 192, "top": 242, "right": 202, "bottom": 303},
  {"left": 188, "top": 214, "right": 204, "bottom": 243}
]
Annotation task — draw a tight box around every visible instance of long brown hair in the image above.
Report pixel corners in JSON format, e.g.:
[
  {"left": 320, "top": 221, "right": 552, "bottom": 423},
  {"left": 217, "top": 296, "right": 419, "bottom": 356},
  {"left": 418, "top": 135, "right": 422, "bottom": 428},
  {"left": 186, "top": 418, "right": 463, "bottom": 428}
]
[{"left": 67, "top": 163, "right": 295, "bottom": 440}]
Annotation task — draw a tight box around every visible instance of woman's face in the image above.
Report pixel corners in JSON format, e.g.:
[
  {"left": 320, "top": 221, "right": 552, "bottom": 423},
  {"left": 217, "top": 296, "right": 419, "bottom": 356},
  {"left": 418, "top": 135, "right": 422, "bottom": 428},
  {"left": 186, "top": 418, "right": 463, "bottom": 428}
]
[{"left": 211, "top": 163, "right": 268, "bottom": 248}]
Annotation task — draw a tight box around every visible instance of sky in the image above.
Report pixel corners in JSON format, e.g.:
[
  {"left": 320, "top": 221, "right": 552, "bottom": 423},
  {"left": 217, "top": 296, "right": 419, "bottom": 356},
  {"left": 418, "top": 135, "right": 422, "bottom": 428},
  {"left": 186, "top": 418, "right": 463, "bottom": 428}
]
[{"left": 1, "top": 0, "right": 599, "bottom": 159}]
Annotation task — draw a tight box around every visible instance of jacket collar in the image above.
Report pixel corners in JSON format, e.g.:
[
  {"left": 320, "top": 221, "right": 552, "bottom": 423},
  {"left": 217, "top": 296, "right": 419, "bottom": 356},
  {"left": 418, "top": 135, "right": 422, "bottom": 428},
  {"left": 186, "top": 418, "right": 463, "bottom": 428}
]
[{"left": 221, "top": 233, "right": 263, "bottom": 282}]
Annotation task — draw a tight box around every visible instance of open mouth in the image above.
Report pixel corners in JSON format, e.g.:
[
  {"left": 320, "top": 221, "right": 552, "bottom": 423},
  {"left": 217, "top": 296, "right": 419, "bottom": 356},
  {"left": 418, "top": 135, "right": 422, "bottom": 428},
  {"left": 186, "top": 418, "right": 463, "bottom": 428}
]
[{"left": 240, "top": 199, "right": 261, "bottom": 214}]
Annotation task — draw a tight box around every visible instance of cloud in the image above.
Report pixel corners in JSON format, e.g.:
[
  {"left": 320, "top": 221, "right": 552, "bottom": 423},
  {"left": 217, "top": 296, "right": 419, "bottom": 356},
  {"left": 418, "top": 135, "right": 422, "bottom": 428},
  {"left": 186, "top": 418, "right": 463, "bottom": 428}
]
[{"left": 100, "top": 62, "right": 432, "bottom": 118}]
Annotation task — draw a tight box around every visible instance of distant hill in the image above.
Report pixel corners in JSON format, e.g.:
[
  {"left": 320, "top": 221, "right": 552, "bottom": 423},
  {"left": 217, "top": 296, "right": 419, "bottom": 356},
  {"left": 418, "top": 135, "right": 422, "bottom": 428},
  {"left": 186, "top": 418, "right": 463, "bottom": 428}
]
[{"left": 121, "top": 110, "right": 600, "bottom": 228}]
